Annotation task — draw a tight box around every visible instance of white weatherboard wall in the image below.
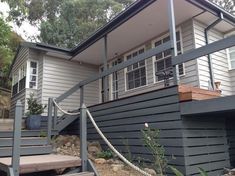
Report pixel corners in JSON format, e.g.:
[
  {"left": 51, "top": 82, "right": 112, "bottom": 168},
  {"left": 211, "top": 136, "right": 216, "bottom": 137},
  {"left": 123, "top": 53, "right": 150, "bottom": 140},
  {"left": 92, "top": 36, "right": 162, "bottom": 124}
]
[
  {"left": 10, "top": 47, "right": 29, "bottom": 118},
  {"left": 193, "top": 20, "right": 233, "bottom": 95},
  {"left": 108, "top": 19, "right": 199, "bottom": 99},
  {"left": 41, "top": 55, "right": 99, "bottom": 115},
  {"left": 230, "top": 70, "right": 235, "bottom": 94}
]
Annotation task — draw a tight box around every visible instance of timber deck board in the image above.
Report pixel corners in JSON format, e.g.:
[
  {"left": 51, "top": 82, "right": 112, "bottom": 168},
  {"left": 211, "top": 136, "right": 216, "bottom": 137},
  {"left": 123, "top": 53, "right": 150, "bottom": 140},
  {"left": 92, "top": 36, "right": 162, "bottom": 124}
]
[
  {"left": 59, "top": 172, "right": 94, "bottom": 176},
  {"left": 0, "top": 154, "right": 81, "bottom": 174}
]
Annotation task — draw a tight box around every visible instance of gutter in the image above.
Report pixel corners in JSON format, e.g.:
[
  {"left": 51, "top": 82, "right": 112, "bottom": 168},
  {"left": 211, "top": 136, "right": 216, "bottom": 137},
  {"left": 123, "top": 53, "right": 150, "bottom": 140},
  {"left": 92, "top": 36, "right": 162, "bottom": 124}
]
[{"left": 204, "top": 12, "right": 224, "bottom": 90}]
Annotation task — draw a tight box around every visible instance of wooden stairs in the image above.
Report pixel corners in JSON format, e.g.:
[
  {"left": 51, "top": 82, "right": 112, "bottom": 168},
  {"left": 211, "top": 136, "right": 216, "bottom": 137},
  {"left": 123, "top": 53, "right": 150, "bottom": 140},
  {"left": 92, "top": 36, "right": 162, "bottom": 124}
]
[{"left": 0, "top": 130, "right": 95, "bottom": 176}]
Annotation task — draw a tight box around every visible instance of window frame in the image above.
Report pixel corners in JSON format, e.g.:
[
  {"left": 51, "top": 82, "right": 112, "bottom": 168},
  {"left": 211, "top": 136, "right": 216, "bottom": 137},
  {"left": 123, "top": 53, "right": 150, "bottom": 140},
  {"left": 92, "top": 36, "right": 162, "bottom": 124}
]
[
  {"left": 124, "top": 46, "right": 147, "bottom": 91},
  {"left": 26, "top": 60, "right": 39, "bottom": 89},
  {"left": 226, "top": 31, "right": 235, "bottom": 70},
  {"left": 152, "top": 29, "right": 185, "bottom": 83}
]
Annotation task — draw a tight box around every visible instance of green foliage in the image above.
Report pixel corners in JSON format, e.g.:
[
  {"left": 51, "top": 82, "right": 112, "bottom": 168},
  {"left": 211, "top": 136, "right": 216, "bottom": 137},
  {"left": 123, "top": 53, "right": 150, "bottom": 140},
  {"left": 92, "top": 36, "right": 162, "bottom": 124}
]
[
  {"left": 169, "top": 166, "right": 208, "bottom": 176},
  {"left": 121, "top": 138, "right": 132, "bottom": 162},
  {"left": 2, "top": 0, "right": 134, "bottom": 48},
  {"left": 39, "top": 130, "right": 47, "bottom": 137},
  {"left": 26, "top": 93, "right": 46, "bottom": 116},
  {"left": 169, "top": 166, "right": 184, "bottom": 176},
  {"left": 141, "top": 125, "right": 167, "bottom": 176},
  {"left": 96, "top": 150, "right": 113, "bottom": 159}
]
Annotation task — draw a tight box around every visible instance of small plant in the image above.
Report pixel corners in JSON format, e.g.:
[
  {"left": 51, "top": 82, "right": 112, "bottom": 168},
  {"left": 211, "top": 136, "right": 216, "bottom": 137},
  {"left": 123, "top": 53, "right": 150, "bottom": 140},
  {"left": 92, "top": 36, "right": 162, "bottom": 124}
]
[
  {"left": 26, "top": 93, "right": 46, "bottom": 116},
  {"left": 39, "top": 130, "right": 47, "bottom": 137},
  {"left": 141, "top": 123, "right": 167, "bottom": 176},
  {"left": 96, "top": 150, "right": 113, "bottom": 159},
  {"left": 121, "top": 138, "right": 132, "bottom": 162},
  {"left": 169, "top": 166, "right": 208, "bottom": 176}
]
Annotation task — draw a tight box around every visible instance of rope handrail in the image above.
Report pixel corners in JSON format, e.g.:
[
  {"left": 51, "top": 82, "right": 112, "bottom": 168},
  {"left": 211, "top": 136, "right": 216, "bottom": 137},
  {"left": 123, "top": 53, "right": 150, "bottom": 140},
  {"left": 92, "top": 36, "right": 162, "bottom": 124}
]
[
  {"left": 52, "top": 98, "right": 80, "bottom": 116},
  {"left": 86, "top": 109, "right": 152, "bottom": 176}
]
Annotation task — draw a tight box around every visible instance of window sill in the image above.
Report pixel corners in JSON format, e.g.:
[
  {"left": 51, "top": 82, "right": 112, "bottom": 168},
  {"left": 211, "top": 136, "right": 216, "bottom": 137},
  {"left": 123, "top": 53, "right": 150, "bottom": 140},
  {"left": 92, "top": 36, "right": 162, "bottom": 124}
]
[
  {"left": 125, "top": 84, "right": 149, "bottom": 93},
  {"left": 154, "top": 73, "right": 185, "bottom": 84}
]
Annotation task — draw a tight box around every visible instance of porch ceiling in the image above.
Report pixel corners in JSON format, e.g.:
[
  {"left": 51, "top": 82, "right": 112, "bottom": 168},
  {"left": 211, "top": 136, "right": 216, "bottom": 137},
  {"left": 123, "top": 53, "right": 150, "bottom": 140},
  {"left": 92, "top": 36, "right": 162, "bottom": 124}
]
[{"left": 72, "top": 0, "right": 234, "bottom": 66}]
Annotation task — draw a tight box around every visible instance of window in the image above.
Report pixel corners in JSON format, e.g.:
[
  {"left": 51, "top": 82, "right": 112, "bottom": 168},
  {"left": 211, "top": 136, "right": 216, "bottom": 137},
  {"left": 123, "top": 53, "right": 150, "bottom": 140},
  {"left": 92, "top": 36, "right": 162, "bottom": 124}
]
[
  {"left": 111, "top": 58, "right": 122, "bottom": 100},
  {"left": 154, "top": 31, "right": 184, "bottom": 82},
  {"left": 228, "top": 46, "right": 235, "bottom": 69},
  {"left": 12, "top": 72, "right": 19, "bottom": 95},
  {"left": 29, "top": 61, "right": 38, "bottom": 89},
  {"left": 126, "top": 48, "right": 146, "bottom": 90},
  {"left": 19, "top": 64, "right": 26, "bottom": 91}
]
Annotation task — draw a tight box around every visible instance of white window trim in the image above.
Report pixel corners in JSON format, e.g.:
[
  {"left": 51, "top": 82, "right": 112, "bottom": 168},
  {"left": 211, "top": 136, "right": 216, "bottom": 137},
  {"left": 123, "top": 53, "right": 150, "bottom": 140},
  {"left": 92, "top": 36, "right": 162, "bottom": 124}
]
[
  {"left": 226, "top": 31, "right": 235, "bottom": 70},
  {"left": 151, "top": 28, "right": 185, "bottom": 83},
  {"left": 110, "top": 58, "right": 122, "bottom": 100},
  {"left": 124, "top": 46, "right": 148, "bottom": 92},
  {"left": 26, "top": 60, "right": 38, "bottom": 89}
]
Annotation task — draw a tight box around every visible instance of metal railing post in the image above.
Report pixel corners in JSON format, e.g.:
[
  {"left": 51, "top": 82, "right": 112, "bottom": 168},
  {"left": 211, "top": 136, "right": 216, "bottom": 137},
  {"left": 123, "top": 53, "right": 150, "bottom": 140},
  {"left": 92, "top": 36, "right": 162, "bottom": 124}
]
[
  {"left": 80, "top": 103, "right": 88, "bottom": 172},
  {"left": 168, "top": 0, "right": 179, "bottom": 86},
  {"left": 12, "top": 100, "right": 23, "bottom": 176},
  {"left": 47, "top": 98, "right": 53, "bottom": 144},
  {"left": 53, "top": 103, "right": 58, "bottom": 129}
]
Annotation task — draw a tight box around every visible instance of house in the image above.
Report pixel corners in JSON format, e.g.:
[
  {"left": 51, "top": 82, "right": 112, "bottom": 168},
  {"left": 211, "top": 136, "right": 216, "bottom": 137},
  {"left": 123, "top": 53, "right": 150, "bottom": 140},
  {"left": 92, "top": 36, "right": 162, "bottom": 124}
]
[{"left": 8, "top": 0, "right": 235, "bottom": 175}]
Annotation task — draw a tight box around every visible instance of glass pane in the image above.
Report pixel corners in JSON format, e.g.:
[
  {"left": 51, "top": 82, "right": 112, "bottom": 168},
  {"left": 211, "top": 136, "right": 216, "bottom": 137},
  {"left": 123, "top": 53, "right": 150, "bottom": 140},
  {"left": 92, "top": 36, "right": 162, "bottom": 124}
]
[
  {"left": 157, "top": 75, "right": 164, "bottom": 81},
  {"left": 134, "top": 69, "right": 140, "bottom": 79},
  {"left": 134, "top": 78, "right": 140, "bottom": 88},
  {"left": 30, "top": 76, "right": 36, "bottom": 82},
  {"left": 177, "top": 42, "right": 181, "bottom": 52},
  {"left": 179, "top": 64, "right": 184, "bottom": 75},
  {"left": 141, "top": 77, "right": 146, "bottom": 86},
  {"left": 164, "top": 49, "right": 171, "bottom": 57},
  {"left": 230, "top": 52, "right": 235, "bottom": 60},
  {"left": 139, "top": 48, "right": 144, "bottom": 54},
  {"left": 231, "top": 61, "right": 235, "bottom": 69},
  {"left": 29, "top": 82, "right": 36, "bottom": 88},
  {"left": 156, "top": 53, "right": 162, "bottom": 60},
  {"left": 176, "top": 31, "right": 180, "bottom": 41},
  {"left": 133, "top": 63, "right": 138, "bottom": 69},
  {"left": 165, "top": 57, "right": 172, "bottom": 68},
  {"left": 163, "top": 36, "right": 170, "bottom": 43},
  {"left": 127, "top": 55, "right": 132, "bottom": 60},
  {"left": 155, "top": 40, "right": 162, "bottom": 47},
  {"left": 229, "top": 46, "right": 235, "bottom": 52},
  {"left": 156, "top": 60, "right": 165, "bottom": 71},
  {"left": 128, "top": 72, "right": 134, "bottom": 81},
  {"left": 132, "top": 52, "right": 138, "bottom": 57},
  {"left": 128, "top": 81, "right": 134, "bottom": 90},
  {"left": 140, "top": 67, "right": 146, "bottom": 76},
  {"left": 127, "top": 65, "right": 132, "bottom": 71},
  {"left": 30, "top": 62, "right": 37, "bottom": 68},
  {"left": 139, "top": 60, "right": 145, "bottom": 66}
]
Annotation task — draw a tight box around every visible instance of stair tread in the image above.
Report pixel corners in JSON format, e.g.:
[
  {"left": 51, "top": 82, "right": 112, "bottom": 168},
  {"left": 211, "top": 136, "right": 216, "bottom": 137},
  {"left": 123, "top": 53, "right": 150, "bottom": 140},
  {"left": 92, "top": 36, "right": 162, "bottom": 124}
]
[
  {"left": 59, "top": 172, "right": 94, "bottom": 176},
  {"left": 0, "top": 154, "right": 81, "bottom": 174}
]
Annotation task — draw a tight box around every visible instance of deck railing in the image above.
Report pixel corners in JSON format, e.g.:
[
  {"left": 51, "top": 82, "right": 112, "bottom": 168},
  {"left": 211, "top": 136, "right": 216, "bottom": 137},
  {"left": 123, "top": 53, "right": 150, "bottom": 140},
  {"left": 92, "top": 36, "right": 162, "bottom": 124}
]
[{"left": 47, "top": 34, "right": 235, "bottom": 172}]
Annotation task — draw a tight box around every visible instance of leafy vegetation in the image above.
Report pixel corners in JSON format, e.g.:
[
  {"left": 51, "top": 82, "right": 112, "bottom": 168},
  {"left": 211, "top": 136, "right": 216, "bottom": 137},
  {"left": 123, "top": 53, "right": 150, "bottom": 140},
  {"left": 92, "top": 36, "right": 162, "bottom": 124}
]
[
  {"left": 2, "top": 0, "right": 134, "bottom": 48},
  {"left": 96, "top": 150, "right": 113, "bottom": 160},
  {"left": 26, "top": 93, "right": 46, "bottom": 116},
  {"left": 141, "top": 124, "right": 167, "bottom": 176},
  {"left": 0, "top": 16, "right": 22, "bottom": 89}
]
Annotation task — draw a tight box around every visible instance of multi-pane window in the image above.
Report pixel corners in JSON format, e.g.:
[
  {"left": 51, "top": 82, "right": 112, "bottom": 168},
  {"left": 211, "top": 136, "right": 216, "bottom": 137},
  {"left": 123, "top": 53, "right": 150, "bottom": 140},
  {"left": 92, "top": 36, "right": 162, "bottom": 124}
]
[
  {"left": 29, "top": 61, "right": 38, "bottom": 89},
  {"left": 229, "top": 46, "right": 235, "bottom": 69},
  {"left": 111, "top": 58, "right": 122, "bottom": 100},
  {"left": 19, "top": 64, "right": 26, "bottom": 91},
  {"left": 154, "top": 31, "right": 184, "bottom": 82},
  {"left": 126, "top": 48, "right": 146, "bottom": 90},
  {"left": 12, "top": 72, "right": 19, "bottom": 95}
]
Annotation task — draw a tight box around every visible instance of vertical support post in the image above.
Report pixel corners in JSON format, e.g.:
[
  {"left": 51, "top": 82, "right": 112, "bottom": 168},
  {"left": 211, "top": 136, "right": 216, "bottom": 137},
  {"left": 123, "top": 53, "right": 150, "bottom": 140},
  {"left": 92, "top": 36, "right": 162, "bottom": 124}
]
[
  {"left": 12, "top": 100, "right": 23, "bottom": 176},
  {"left": 53, "top": 104, "right": 57, "bottom": 129},
  {"left": 47, "top": 98, "right": 53, "bottom": 144},
  {"left": 168, "top": 0, "right": 179, "bottom": 85},
  {"left": 80, "top": 86, "right": 84, "bottom": 107},
  {"left": 103, "top": 35, "right": 108, "bottom": 102},
  {"left": 80, "top": 103, "right": 88, "bottom": 172}
]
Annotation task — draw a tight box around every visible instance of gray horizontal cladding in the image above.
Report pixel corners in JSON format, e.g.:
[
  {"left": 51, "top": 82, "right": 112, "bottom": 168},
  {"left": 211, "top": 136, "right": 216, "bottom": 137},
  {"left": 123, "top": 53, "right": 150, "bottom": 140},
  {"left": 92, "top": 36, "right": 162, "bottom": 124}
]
[
  {"left": 226, "top": 117, "right": 235, "bottom": 167},
  {"left": 83, "top": 86, "right": 185, "bottom": 171},
  {"left": 181, "top": 117, "right": 230, "bottom": 176}
]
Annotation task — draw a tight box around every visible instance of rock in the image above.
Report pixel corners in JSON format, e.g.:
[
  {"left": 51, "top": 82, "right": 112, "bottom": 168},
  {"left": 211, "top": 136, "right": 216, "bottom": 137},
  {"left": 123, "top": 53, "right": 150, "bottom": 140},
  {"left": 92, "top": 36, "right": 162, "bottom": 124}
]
[
  {"left": 111, "top": 164, "right": 124, "bottom": 172},
  {"left": 144, "top": 168, "right": 157, "bottom": 175},
  {"left": 95, "top": 158, "right": 107, "bottom": 164},
  {"left": 88, "top": 146, "right": 101, "bottom": 156},
  {"left": 230, "top": 168, "right": 235, "bottom": 175}
]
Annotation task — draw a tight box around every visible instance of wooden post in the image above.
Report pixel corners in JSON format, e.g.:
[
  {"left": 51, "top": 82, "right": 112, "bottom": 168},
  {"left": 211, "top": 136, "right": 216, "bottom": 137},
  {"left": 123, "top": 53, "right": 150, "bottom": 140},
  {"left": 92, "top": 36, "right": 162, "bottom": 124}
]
[
  {"left": 103, "top": 35, "right": 108, "bottom": 102},
  {"left": 80, "top": 103, "right": 88, "bottom": 172},
  {"left": 12, "top": 100, "right": 23, "bottom": 176}
]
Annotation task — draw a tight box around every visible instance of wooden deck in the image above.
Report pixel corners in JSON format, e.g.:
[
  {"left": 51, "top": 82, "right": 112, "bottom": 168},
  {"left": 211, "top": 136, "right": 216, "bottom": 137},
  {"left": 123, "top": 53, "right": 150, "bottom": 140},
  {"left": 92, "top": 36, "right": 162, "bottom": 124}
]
[
  {"left": 178, "top": 85, "right": 221, "bottom": 101},
  {"left": 0, "top": 154, "right": 81, "bottom": 174}
]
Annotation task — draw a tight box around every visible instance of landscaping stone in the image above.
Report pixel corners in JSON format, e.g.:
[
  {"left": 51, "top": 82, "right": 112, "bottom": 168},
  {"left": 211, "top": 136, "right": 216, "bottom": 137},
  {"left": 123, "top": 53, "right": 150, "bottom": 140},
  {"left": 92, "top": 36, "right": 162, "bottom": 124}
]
[
  {"left": 111, "top": 164, "right": 124, "bottom": 172},
  {"left": 95, "top": 158, "right": 106, "bottom": 164},
  {"left": 144, "top": 168, "right": 157, "bottom": 175}
]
